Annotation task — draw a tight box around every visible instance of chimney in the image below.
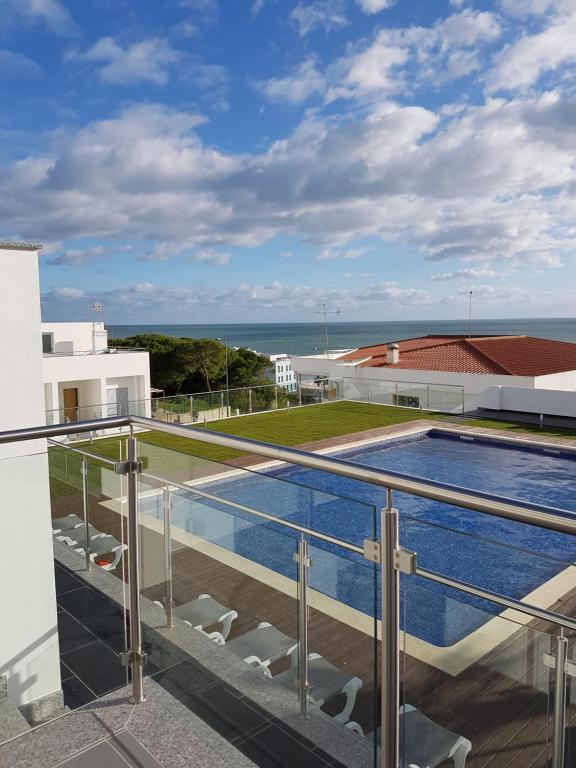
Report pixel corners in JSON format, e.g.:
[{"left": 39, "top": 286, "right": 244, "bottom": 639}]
[{"left": 386, "top": 343, "right": 399, "bottom": 364}]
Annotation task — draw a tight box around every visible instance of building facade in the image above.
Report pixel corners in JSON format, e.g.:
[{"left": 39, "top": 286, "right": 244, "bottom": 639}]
[
  {"left": 269, "top": 353, "right": 297, "bottom": 392},
  {"left": 42, "top": 322, "right": 151, "bottom": 423}
]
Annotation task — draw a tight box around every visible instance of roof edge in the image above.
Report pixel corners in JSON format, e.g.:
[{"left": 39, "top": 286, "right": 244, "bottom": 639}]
[{"left": 0, "top": 242, "right": 43, "bottom": 251}]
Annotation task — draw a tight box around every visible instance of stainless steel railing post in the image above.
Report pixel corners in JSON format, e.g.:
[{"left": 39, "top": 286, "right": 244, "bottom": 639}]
[
  {"left": 381, "top": 492, "right": 399, "bottom": 768},
  {"left": 81, "top": 457, "right": 91, "bottom": 571},
  {"left": 552, "top": 632, "right": 568, "bottom": 768},
  {"left": 296, "top": 534, "right": 310, "bottom": 719},
  {"left": 127, "top": 431, "right": 145, "bottom": 703},
  {"left": 163, "top": 486, "right": 175, "bottom": 628}
]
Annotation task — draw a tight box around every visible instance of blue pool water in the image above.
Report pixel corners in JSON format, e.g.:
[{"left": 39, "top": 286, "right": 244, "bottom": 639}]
[{"left": 141, "top": 430, "right": 576, "bottom": 647}]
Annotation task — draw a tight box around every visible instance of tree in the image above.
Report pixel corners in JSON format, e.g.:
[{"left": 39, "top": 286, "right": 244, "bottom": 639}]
[
  {"left": 109, "top": 334, "right": 190, "bottom": 393},
  {"left": 182, "top": 338, "right": 225, "bottom": 392},
  {"left": 223, "top": 348, "right": 271, "bottom": 390}
]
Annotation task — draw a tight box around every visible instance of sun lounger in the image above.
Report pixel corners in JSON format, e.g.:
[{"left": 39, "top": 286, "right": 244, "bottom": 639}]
[
  {"left": 54, "top": 524, "right": 105, "bottom": 545},
  {"left": 153, "top": 594, "right": 238, "bottom": 645},
  {"left": 347, "top": 704, "right": 472, "bottom": 768},
  {"left": 225, "top": 622, "right": 297, "bottom": 675},
  {"left": 74, "top": 534, "right": 127, "bottom": 571},
  {"left": 51, "top": 514, "right": 84, "bottom": 533},
  {"left": 274, "top": 651, "right": 362, "bottom": 723}
]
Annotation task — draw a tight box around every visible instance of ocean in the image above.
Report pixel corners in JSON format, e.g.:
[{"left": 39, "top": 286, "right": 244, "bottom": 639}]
[{"left": 108, "top": 319, "right": 576, "bottom": 357}]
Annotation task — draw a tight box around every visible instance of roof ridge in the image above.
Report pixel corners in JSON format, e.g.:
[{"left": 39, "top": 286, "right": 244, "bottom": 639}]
[{"left": 465, "top": 338, "right": 515, "bottom": 374}]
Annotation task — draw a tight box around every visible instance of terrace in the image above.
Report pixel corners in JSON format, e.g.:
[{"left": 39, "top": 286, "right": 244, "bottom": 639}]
[{"left": 2, "top": 403, "right": 576, "bottom": 768}]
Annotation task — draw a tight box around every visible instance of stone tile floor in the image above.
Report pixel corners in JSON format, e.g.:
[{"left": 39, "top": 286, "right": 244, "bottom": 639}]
[{"left": 48, "top": 561, "right": 345, "bottom": 768}]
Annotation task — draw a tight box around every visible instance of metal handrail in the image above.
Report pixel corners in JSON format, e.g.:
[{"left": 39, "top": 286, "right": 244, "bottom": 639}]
[
  {"left": 140, "top": 470, "right": 364, "bottom": 555},
  {"left": 130, "top": 416, "right": 576, "bottom": 537},
  {"left": 47, "top": 438, "right": 117, "bottom": 467},
  {"left": 5, "top": 413, "right": 576, "bottom": 536}
]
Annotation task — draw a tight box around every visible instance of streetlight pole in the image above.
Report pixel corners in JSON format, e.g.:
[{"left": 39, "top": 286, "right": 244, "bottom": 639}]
[{"left": 225, "top": 338, "right": 230, "bottom": 416}]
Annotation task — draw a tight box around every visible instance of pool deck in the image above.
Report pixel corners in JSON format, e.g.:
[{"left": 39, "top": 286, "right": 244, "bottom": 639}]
[{"left": 49, "top": 418, "right": 576, "bottom": 768}]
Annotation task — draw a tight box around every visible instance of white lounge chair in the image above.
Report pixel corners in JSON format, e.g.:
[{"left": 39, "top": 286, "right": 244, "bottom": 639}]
[
  {"left": 153, "top": 594, "right": 238, "bottom": 645},
  {"left": 225, "top": 622, "right": 297, "bottom": 675},
  {"left": 274, "top": 651, "right": 362, "bottom": 723},
  {"left": 54, "top": 524, "right": 106, "bottom": 546},
  {"left": 51, "top": 514, "right": 84, "bottom": 533},
  {"left": 347, "top": 704, "right": 472, "bottom": 768},
  {"left": 74, "top": 534, "right": 127, "bottom": 571}
]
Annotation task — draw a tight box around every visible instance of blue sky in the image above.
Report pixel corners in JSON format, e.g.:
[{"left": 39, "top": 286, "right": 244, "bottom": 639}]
[{"left": 2, "top": 0, "right": 576, "bottom": 322}]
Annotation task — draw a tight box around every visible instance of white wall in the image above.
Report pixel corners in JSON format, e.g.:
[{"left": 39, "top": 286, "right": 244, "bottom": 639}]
[
  {"left": 291, "top": 354, "right": 535, "bottom": 396},
  {"left": 475, "top": 386, "right": 576, "bottom": 417},
  {"left": 42, "top": 322, "right": 107, "bottom": 353},
  {"left": 533, "top": 371, "right": 576, "bottom": 391},
  {"left": 43, "top": 350, "right": 151, "bottom": 418},
  {"left": 0, "top": 246, "right": 61, "bottom": 708}
]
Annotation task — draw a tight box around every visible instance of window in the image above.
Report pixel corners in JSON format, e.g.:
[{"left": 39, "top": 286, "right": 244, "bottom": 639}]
[{"left": 42, "top": 332, "right": 54, "bottom": 354}]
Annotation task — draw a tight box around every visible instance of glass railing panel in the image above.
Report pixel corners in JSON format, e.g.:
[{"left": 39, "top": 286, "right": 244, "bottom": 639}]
[
  {"left": 399, "top": 505, "right": 576, "bottom": 626},
  {"left": 400, "top": 575, "right": 554, "bottom": 768},
  {"left": 145, "top": 480, "right": 302, "bottom": 726},
  {"left": 0, "top": 445, "right": 131, "bottom": 758},
  {"left": 427, "top": 384, "right": 464, "bottom": 413},
  {"left": 307, "top": 537, "right": 379, "bottom": 765}
]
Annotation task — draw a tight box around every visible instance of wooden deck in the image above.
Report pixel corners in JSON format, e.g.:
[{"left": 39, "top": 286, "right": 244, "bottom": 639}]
[{"left": 51, "top": 482, "right": 576, "bottom": 768}]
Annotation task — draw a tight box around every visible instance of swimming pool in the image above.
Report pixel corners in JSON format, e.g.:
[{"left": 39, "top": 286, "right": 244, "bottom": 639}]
[{"left": 140, "top": 429, "right": 576, "bottom": 647}]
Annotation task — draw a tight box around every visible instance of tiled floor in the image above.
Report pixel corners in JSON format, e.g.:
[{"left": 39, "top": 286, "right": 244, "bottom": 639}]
[
  {"left": 53, "top": 562, "right": 344, "bottom": 768},
  {"left": 58, "top": 731, "right": 164, "bottom": 768}
]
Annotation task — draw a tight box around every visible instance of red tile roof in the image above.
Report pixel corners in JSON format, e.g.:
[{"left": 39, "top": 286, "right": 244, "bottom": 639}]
[{"left": 338, "top": 335, "right": 576, "bottom": 376}]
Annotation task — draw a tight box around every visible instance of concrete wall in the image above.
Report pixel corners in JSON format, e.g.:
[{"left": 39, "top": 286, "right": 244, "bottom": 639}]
[
  {"left": 533, "top": 371, "right": 576, "bottom": 391},
  {"left": 42, "top": 322, "right": 107, "bottom": 353},
  {"left": 0, "top": 246, "right": 61, "bottom": 708},
  {"left": 476, "top": 386, "right": 576, "bottom": 417}
]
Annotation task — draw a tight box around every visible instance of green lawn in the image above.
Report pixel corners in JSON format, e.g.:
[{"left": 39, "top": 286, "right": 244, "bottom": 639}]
[
  {"left": 75, "top": 401, "right": 439, "bottom": 465},
  {"left": 463, "top": 417, "right": 576, "bottom": 440}
]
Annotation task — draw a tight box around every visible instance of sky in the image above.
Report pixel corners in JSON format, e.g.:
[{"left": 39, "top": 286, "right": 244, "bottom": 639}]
[{"left": 2, "top": 0, "right": 576, "bottom": 323}]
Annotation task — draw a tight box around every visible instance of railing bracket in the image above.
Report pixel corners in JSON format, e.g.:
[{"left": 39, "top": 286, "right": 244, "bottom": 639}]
[
  {"left": 121, "top": 649, "right": 147, "bottom": 668},
  {"left": 293, "top": 551, "right": 311, "bottom": 567},
  {"left": 394, "top": 547, "right": 417, "bottom": 574},
  {"left": 115, "top": 459, "right": 142, "bottom": 476},
  {"left": 543, "top": 653, "right": 576, "bottom": 678},
  {"left": 363, "top": 538, "right": 381, "bottom": 563}
]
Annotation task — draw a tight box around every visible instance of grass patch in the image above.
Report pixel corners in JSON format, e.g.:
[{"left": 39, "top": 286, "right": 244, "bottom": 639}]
[
  {"left": 74, "top": 401, "right": 439, "bottom": 465},
  {"left": 463, "top": 418, "right": 576, "bottom": 441}
]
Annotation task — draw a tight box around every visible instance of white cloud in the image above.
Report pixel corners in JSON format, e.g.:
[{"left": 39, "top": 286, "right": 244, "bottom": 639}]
[
  {"left": 291, "top": 1, "right": 347, "bottom": 37},
  {"left": 260, "top": 59, "right": 326, "bottom": 104},
  {"left": 500, "top": 0, "right": 576, "bottom": 17},
  {"left": 430, "top": 267, "right": 500, "bottom": 281},
  {"left": 487, "top": 13, "right": 576, "bottom": 93},
  {"left": 48, "top": 246, "right": 106, "bottom": 266},
  {"left": 71, "top": 37, "right": 181, "bottom": 86},
  {"left": 140, "top": 241, "right": 229, "bottom": 264},
  {"left": 2, "top": 0, "right": 76, "bottom": 35},
  {"left": 334, "top": 9, "right": 501, "bottom": 99},
  {"left": 3, "top": 92, "right": 576, "bottom": 279},
  {"left": 355, "top": 0, "right": 394, "bottom": 13},
  {"left": 318, "top": 247, "right": 371, "bottom": 260},
  {"left": 343, "top": 271, "right": 374, "bottom": 278},
  {"left": 0, "top": 50, "right": 40, "bottom": 76}
]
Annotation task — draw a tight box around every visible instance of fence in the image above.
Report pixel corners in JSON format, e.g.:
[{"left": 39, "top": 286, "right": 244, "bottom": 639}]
[{"left": 45, "top": 377, "right": 465, "bottom": 439}]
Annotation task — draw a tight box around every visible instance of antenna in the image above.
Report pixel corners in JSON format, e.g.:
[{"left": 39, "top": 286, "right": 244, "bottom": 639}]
[
  {"left": 90, "top": 302, "right": 105, "bottom": 325},
  {"left": 468, "top": 288, "right": 473, "bottom": 337},
  {"left": 310, "top": 303, "right": 340, "bottom": 358}
]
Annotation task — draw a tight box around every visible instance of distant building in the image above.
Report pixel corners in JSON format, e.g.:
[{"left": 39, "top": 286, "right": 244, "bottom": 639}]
[
  {"left": 269, "top": 353, "right": 297, "bottom": 392},
  {"left": 292, "top": 334, "right": 576, "bottom": 414},
  {"left": 42, "top": 322, "right": 151, "bottom": 423}
]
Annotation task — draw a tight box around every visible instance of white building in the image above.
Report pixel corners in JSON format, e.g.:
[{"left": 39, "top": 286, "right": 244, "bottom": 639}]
[
  {"left": 292, "top": 334, "right": 576, "bottom": 415},
  {"left": 0, "top": 243, "right": 62, "bottom": 720},
  {"left": 269, "top": 353, "right": 297, "bottom": 392},
  {"left": 42, "top": 322, "right": 151, "bottom": 423}
]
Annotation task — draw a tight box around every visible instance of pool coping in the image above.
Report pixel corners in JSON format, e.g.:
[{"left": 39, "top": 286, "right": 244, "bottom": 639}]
[{"left": 106, "top": 419, "right": 576, "bottom": 677}]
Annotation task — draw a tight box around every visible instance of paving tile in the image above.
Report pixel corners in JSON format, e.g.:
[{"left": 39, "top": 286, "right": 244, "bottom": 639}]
[
  {"left": 55, "top": 568, "right": 85, "bottom": 597},
  {"left": 152, "top": 658, "right": 219, "bottom": 701},
  {"left": 58, "top": 740, "right": 130, "bottom": 768},
  {"left": 62, "top": 641, "right": 128, "bottom": 697},
  {"left": 57, "top": 587, "right": 123, "bottom": 625},
  {"left": 60, "top": 660, "right": 75, "bottom": 682},
  {"left": 109, "top": 730, "right": 165, "bottom": 768},
  {"left": 87, "top": 614, "right": 129, "bottom": 653},
  {"left": 57, "top": 612, "right": 97, "bottom": 654},
  {"left": 141, "top": 627, "right": 190, "bottom": 675},
  {"left": 61, "top": 676, "right": 97, "bottom": 710},
  {"left": 235, "top": 723, "right": 333, "bottom": 768},
  {"left": 181, "top": 683, "right": 269, "bottom": 744}
]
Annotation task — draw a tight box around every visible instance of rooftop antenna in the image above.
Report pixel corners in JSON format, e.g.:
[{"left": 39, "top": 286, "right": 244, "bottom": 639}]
[
  {"left": 90, "top": 302, "right": 105, "bottom": 324},
  {"left": 467, "top": 288, "right": 473, "bottom": 337}
]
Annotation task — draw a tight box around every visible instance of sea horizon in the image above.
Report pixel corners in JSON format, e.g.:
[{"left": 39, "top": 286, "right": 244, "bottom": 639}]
[{"left": 108, "top": 317, "right": 576, "bottom": 357}]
